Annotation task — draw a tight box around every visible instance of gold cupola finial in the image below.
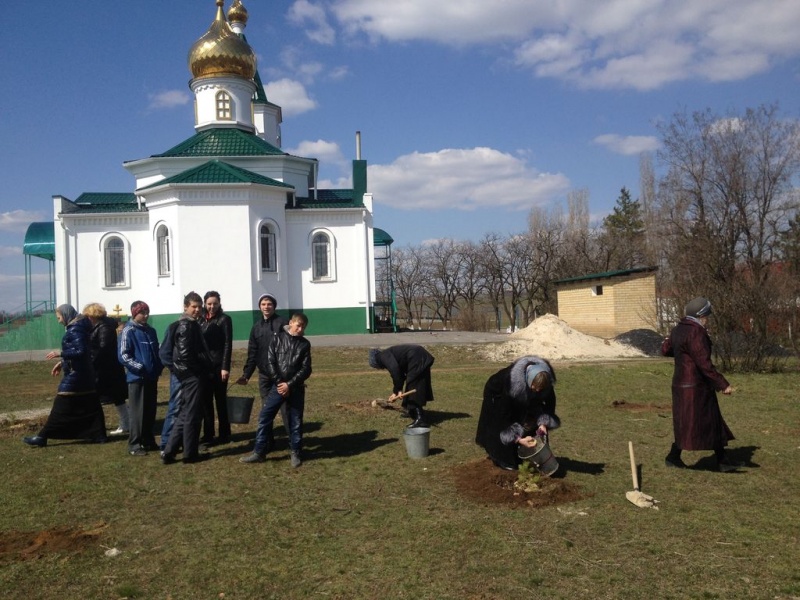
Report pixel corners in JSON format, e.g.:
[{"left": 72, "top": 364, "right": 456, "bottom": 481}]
[
  {"left": 228, "top": 0, "right": 249, "bottom": 26},
  {"left": 188, "top": 0, "right": 256, "bottom": 80}
]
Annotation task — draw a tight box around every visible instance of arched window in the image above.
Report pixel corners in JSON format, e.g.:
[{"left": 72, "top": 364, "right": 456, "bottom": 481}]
[
  {"left": 312, "top": 232, "right": 331, "bottom": 280},
  {"left": 104, "top": 236, "right": 126, "bottom": 287},
  {"left": 156, "top": 224, "right": 171, "bottom": 277},
  {"left": 216, "top": 91, "right": 232, "bottom": 120},
  {"left": 260, "top": 223, "right": 276, "bottom": 272}
]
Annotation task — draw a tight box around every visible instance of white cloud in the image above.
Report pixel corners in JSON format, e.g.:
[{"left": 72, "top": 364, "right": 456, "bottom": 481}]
[
  {"left": 264, "top": 79, "right": 318, "bottom": 117},
  {"left": 326, "top": 0, "right": 800, "bottom": 90},
  {"left": 0, "top": 272, "right": 51, "bottom": 312},
  {"left": 289, "top": 0, "right": 336, "bottom": 45},
  {"left": 286, "top": 139, "right": 347, "bottom": 169},
  {"left": 147, "top": 90, "right": 191, "bottom": 110},
  {"left": 0, "top": 210, "right": 46, "bottom": 233},
  {"left": 593, "top": 134, "right": 660, "bottom": 156},
  {"left": 368, "top": 147, "right": 570, "bottom": 211}
]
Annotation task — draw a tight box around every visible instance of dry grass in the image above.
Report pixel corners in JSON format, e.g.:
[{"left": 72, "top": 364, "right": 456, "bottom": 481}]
[{"left": 0, "top": 348, "right": 799, "bottom": 599}]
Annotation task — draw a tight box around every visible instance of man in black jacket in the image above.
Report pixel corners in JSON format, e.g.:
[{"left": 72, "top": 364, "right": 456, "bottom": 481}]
[
  {"left": 236, "top": 292, "right": 289, "bottom": 438},
  {"left": 240, "top": 312, "right": 311, "bottom": 468},
  {"left": 162, "top": 292, "right": 213, "bottom": 464}
]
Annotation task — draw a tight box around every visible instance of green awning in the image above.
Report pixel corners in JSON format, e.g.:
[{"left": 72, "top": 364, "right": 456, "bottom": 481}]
[{"left": 23, "top": 222, "right": 55, "bottom": 260}]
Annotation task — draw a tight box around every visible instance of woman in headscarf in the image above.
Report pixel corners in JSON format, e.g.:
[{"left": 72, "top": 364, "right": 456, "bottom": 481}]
[
  {"left": 475, "top": 355, "right": 560, "bottom": 470},
  {"left": 23, "top": 304, "right": 107, "bottom": 447},
  {"left": 662, "top": 297, "right": 737, "bottom": 472}
]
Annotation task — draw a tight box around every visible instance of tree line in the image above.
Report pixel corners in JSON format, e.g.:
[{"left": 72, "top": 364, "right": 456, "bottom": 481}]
[{"left": 380, "top": 104, "right": 800, "bottom": 372}]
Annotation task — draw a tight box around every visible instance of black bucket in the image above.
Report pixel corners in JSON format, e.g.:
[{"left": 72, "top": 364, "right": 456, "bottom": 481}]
[{"left": 227, "top": 396, "right": 255, "bottom": 424}]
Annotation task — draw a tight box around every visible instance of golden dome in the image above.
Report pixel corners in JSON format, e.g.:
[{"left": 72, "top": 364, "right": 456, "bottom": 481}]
[
  {"left": 228, "top": 0, "right": 248, "bottom": 25},
  {"left": 188, "top": 0, "right": 256, "bottom": 80}
]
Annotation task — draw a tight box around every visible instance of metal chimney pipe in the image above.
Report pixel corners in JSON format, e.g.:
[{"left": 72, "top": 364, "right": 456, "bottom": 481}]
[{"left": 356, "top": 131, "right": 362, "bottom": 160}]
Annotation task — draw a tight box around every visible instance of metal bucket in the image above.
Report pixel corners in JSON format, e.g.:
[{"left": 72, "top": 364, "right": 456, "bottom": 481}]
[
  {"left": 517, "top": 435, "right": 559, "bottom": 476},
  {"left": 403, "top": 426, "right": 431, "bottom": 459},
  {"left": 227, "top": 396, "right": 254, "bottom": 424}
]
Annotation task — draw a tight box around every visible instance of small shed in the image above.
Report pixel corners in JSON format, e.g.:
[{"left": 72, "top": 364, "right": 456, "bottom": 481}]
[{"left": 553, "top": 266, "right": 658, "bottom": 338}]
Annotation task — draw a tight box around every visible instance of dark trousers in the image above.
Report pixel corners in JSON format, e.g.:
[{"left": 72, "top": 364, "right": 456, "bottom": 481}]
[
  {"left": 253, "top": 385, "right": 305, "bottom": 455},
  {"left": 258, "top": 373, "right": 290, "bottom": 438},
  {"left": 164, "top": 375, "right": 209, "bottom": 460},
  {"left": 202, "top": 371, "right": 231, "bottom": 441},
  {"left": 128, "top": 379, "right": 158, "bottom": 452}
]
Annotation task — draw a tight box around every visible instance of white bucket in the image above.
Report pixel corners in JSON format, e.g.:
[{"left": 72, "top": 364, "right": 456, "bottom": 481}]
[{"left": 403, "top": 427, "right": 431, "bottom": 459}]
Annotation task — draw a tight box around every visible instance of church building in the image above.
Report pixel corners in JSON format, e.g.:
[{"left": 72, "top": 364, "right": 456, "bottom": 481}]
[{"left": 50, "top": 0, "right": 377, "bottom": 337}]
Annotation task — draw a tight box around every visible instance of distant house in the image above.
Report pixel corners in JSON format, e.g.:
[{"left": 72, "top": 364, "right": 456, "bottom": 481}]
[{"left": 553, "top": 267, "right": 658, "bottom": 338}]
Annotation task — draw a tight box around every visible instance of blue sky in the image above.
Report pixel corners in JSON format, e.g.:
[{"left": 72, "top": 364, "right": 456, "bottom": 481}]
[{"left": 1, "top": 0, "right": 799, "bottom": 311}]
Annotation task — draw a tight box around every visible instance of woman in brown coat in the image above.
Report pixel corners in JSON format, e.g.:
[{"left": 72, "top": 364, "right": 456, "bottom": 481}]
[{"left": 661, "top": 297, "right": 736, "bottom": 472}]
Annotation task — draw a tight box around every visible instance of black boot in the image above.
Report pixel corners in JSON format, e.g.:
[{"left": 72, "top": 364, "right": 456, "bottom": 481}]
[
  {"left": 407, "top": 405, "right": 429, "bottom": 429},
  {"left": 665, "top": 443, "right": 687, "bottom": 468}
]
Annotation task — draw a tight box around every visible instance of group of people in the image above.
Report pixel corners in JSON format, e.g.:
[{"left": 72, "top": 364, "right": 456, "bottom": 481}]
[
  {"left": 370, "top": 296, "right": 738, "bottom": 476},
  {"left": 23, "top": 292, "right": 737, "bottom": 475}
]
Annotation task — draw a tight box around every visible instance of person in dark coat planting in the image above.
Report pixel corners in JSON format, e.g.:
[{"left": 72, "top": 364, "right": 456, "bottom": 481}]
[
  {"left": 368, "top": 344, "right": 435, "bottom": 428},
  {"left": 23, "top": 304, "right": 107, "bottom": 447},
  {"left": 475, "top": 355, "right": 560, "bottom": 471},
  {"left": 661, "top": 297, "right": 737, "bottom": 472}
]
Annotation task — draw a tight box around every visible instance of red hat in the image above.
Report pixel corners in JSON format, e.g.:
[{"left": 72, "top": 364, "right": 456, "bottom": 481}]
[{"left": 130, "top": 300, "right": 150, "bottom": 318}]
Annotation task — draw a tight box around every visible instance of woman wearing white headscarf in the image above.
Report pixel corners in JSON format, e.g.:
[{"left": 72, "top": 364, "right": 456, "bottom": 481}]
[
  {"left": 23, "top": 304, "right": 107, "bottom": 447},
  {"left": 475, "top": 355, "right": 560, "bottom": 470}
]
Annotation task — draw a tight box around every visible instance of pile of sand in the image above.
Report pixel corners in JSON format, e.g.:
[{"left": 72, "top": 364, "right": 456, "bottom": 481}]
[{"left": 482, "top": 314, "right": 647, "bottom": 362}]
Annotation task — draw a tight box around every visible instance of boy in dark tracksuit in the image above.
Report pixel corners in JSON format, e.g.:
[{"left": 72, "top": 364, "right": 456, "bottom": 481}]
[{"left": 240, "top": 313, "right": 311, "bottom": 468}]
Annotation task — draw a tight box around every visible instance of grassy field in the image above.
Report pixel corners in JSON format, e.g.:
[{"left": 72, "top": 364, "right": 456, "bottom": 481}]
[{"left": 1, "top": 345, "right": 798, "bottom": 600}]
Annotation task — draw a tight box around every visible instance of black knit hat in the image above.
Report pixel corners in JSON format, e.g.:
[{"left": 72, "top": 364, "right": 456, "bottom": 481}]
[{"left": 685, "top": 297, "right": 712, "bottom": 318}]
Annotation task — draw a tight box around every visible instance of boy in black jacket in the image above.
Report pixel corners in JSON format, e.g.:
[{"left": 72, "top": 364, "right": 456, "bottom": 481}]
[
  {"left": 162, "top": 292, "right": 213, "bottom": 464},
  {"left": 240, "top": 312, "right": 311, "bottom": 468}
]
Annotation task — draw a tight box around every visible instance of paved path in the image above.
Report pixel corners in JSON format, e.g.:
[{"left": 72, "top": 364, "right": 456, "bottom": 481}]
[{"left": 0, "top": 331, "right": 511, "bottom": 365}]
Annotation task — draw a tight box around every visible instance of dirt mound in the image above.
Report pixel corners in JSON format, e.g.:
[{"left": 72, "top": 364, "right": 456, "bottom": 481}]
[
  {"left": 0, "top": 522, "right": 107, "bottom": 564},
  {"left": 483, "top": 314, "right": 647, "bottom": 362},
  {"left": 614, "top": 329, "right": 665, "bottom": 356},
  {"left": 452, "top": 458, "right": 584, "bottom": 508}
]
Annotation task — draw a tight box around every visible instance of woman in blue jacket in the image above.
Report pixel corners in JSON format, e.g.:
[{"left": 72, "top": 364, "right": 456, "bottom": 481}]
[{"left": 23, "top": 305, "right": 107, "bottom": 447}]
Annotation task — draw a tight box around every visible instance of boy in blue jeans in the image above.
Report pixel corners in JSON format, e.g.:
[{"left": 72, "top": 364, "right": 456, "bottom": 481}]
[{"left": 240, "top": 313, "right": 311, "bottom": 468}]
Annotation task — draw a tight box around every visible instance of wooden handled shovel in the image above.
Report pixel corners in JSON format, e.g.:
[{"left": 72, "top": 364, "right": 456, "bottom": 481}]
[
  {"left": 371, "top": 389, "right": 417, "bottom": 409},
  {"left": 626, "top": 441, "right": 659, "bottom": 509}
]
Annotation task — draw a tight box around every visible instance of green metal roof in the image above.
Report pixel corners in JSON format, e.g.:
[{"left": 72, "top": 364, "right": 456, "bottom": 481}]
[
  {"left": 373, "top": 228, "right": 394, "bottom": 245},
  {"left": 552, "top": 266, "right": 658, "bottom": 285},
  {"left": 139, "top": 160, "right": 293, "bottom": 190},
  {"left": 294, "top": 189, "right": 363, "bottom": 209},
  {"left": 61, "top": 193, "right": 140, "bottom": 214},
  {"left": 23, "top": 222, "right": 55, "bottom": 260},
  {"left": 153, "top": 127, "right": 285, "bottom": 158}
]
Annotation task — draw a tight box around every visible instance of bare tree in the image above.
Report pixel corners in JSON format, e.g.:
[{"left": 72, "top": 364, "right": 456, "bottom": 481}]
[
  {"left": 655, "top": 104, "right": 800, "bottom": 371},
  {"left": 390, "top": 246, "right": 426, "bottom": 330},
  {"left": 419, "top": 239, "right": 463, "bottom": 329}
]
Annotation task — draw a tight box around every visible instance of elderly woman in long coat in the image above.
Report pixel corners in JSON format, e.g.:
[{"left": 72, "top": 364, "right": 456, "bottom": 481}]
[
  {"left": 475, "top": 355, "right": 560, "bottom": 470},
  {"left": 23, "top": 305, "right": 107, "bottom": 447},
  {"left": 662, "top": 297, "right": 736, "bottom": 472}
]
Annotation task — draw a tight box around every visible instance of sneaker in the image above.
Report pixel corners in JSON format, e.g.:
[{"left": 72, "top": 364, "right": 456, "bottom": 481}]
[
  {"left": 239, "top": 453, "right": 266, "bottom": 464},
  {"left": 290, "top": 451, "right": 302, "bottom": 468},
  {"left": 665, "top": 456, "right": 688, "bottom": 469},
  {"left": 109, "top": 426, "right": 127, "bottom": 435},
  {"left": 129, "top": 448, "right": 148, "bottom": 457}
]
